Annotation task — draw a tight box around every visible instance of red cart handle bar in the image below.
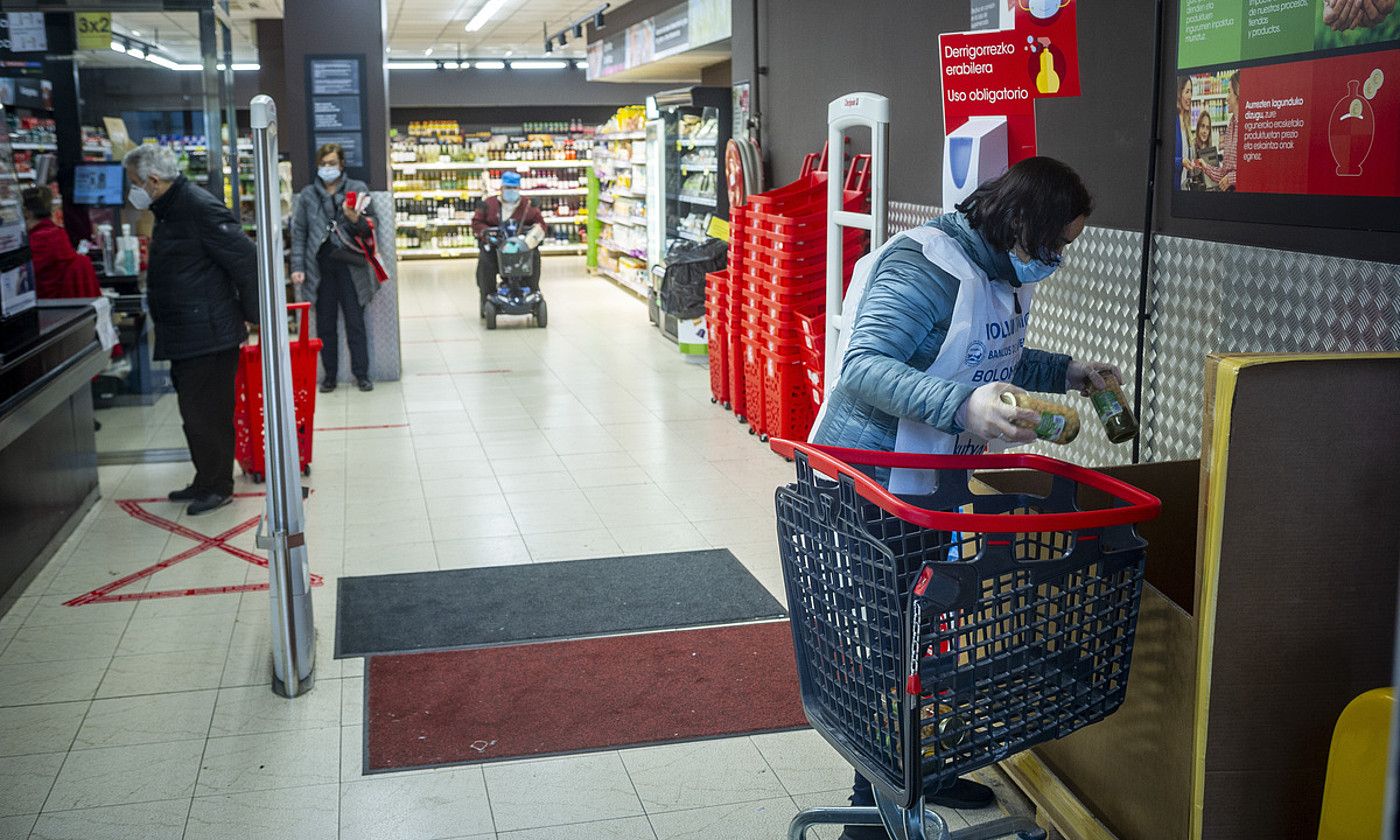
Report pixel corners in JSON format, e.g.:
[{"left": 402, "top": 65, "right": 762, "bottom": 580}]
[{"left": 772, "top": 440, "right": 1162, "bottom": 534}]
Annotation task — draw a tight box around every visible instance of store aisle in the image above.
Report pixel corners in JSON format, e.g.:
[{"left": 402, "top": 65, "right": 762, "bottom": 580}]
[{"left": 0, "top": 259, "right": 1006, "bottom": 840}]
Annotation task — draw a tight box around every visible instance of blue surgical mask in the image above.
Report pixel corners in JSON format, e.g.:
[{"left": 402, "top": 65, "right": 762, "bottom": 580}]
[
  {"left": 502, "top": 188, "right": 520, "bottom": 203},
  {"left": 1009, "top": 251, "right": 1060, "bottom": 285},
  {"left": 318, "top": 165, "right": 342, "bottom": 184}
]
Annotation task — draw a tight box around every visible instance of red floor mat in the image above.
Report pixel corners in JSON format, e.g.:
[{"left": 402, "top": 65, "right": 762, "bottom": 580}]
[{"left": 366, "top": 621, "right": 808, "bottom": 771}]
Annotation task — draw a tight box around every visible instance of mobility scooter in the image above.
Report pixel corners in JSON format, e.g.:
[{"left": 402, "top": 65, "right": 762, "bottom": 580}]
[{"left": 480, "top": 223, "right": 547, "bottom": 329}]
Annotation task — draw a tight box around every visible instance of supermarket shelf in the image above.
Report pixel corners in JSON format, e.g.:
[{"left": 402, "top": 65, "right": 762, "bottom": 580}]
[
  {"left": 596, "top": 131, "right": 647, "bottom": 141},
  {"left": 677, "top": 137, "right": 718, "bottom": 148},
  {"left": 15, "top": 171, "right": 37, "bottom": 181},
  {"left": 600, "top": 240, "right": 646, "bottom": 260},
  {"left": 680, "top": 163, "right": 717, "bottom": 173},
  {"left": 398, "top": 214, "right": 583, "bottom": 228},
  {"left": 11, "top": 142, "right": 57, "bottom": 151},
  {"left": 600, "top": 190, "right": 647, "bottom": 202},
  {"left": 399, "top": 243, "right": 587, "bottom": 259},
  {"left": 523, "top": 187, "right": 588, "bottom": 196},
  {"left": 677, "top": 193, "right": 717, "bottom": 207},
  {"left": 599, "top": 215, "right": 646, "bottom": 228},
  {"left": 598, "top": 267, "right": 650, "bottom": 299},
  {"left": 391, "top": 159, "right": 590, "bottom": 170},
  {"left": 677, "top": 230, "right": 708, "bottom": 243},
  {"left": 83, "top": 144, "right": 111, "bottom": 155},
  {"left": 394, "top": 189, "right": 478, "bottom": 198}
]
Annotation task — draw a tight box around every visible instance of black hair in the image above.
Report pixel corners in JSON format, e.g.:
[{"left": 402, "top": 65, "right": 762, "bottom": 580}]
[
  {"left": 21, "top": 186, "right": 52, "bottom": 219},
  {"left": 955, "top": 156, "right": 1094, "bottom": 263}
]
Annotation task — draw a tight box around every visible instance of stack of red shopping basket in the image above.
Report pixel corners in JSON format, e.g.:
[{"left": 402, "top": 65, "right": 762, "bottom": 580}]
[{"left": 705, "top": 151, "right": 871, "bottom": 442}]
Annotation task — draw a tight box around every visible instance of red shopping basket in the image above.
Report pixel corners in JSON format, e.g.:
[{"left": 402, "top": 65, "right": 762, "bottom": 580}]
[
  {"left": 705, "top": 270, "right": 731, "bottom": 407},
  {"left": 772, "top": 441, "right": 1160, "bottom": 811},
  {"left": 234, "top": 302, "right": 322, "bottom": 483}
]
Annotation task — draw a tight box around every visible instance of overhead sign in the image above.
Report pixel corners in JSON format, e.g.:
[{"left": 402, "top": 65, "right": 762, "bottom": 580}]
[
  {"left": 75, "top": 11, "right": 111, "bottom": 51},
  {"left": 587, "top": 0, "right": 731, "bottom": 81},
  {"left": 938, "top": 0, "right": 1080, "bottom": 163},
  {"left": 2, "top": 13, "right": 47, "bottom": 53}
]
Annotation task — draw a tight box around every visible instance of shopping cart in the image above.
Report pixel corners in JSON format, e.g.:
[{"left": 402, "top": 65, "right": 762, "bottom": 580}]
[
  {"left": 772, "top": 441, "right": 1161, "bottom": 840},
  {"left": 233, "top": 301, "right": 322, "bottom": 483}
]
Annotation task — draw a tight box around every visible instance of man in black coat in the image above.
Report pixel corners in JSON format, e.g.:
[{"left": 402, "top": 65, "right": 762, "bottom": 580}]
[{"left": 123, "top": 144, "right": 260, "bottom": 515}]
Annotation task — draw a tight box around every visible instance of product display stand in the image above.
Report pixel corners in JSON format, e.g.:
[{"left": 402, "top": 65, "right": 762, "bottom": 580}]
[
  {"left": 592, "top": 106, "right": 649, "bottom": 298},
  {"left": 391, "top": 120, "right": 589, "bottom": 259}
]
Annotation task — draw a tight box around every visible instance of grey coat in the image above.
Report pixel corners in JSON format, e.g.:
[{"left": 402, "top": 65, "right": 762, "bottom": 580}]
[{"left": 290, "top": 178, "right": 377, "bottom": 307}]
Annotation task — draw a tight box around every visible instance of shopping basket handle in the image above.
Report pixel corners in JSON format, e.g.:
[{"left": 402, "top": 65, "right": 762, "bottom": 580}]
[
  {"left": 288, "top": 301, "right": 312, "bottom": 347},
  {"left": 845, "top": 154, "right": 871, "bottom": 194},
  {"left": 771, "top": 439, "right": 1162, "bottom": 533}
]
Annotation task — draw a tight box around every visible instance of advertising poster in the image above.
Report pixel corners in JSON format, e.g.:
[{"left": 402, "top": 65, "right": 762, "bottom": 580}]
[
  {"left": 1174, "top": 0, "right": 1399, "bottom": 229},
  {"left": 939, "top": 0, "right": 1080, "bottom": 164}
]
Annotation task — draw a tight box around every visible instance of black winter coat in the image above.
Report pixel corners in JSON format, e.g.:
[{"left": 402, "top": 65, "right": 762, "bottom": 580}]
[{"left": 146, "top": 175, "right": 260, "bottom": 361}]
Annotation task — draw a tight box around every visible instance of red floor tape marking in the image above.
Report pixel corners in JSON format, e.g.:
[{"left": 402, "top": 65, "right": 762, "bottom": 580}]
[
  {"left": 64, "top": 492, "right": 324, "bottom": 606},
  {"left": 313, "top": 423, "right": 411, "bottom": 432}
]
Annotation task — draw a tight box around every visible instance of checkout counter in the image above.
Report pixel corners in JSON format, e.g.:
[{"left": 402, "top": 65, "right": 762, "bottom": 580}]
[{"left": 0, "top": 303, "right": 105, "bottom": 598}]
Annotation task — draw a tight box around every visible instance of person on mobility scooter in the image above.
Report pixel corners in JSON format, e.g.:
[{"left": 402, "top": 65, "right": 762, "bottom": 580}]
[{"left": 472, "top": 171, "right": 548, "bottom": 329}]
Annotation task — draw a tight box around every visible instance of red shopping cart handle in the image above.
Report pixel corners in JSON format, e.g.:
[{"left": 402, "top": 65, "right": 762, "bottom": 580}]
[{"left": 771, "top": 440, "right": 1162, "bottom": 534}]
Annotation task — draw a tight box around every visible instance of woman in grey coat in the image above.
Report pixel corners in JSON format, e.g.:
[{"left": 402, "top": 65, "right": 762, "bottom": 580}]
[{"left": 291, "top": 142, "right": 376, "bottom": 392}]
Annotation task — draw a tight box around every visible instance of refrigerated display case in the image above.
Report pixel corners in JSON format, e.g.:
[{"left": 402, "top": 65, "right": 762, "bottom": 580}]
[
  {"left": 645, "top": 86, "right": 731, "bottom": 271},
  {"left": 0, "top": 103, "right": 38, "bottom": 332}
]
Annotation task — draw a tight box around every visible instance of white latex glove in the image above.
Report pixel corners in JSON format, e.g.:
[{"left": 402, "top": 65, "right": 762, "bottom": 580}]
[
  {"left": 1066, "top": 360, "right": 1124, "bottom": 397},
  {"left": 523, "top": 224, "right": 546, "bottom": 249},
  {"left": 957, "top": 382, "right": 1040, "bottom": 444}
]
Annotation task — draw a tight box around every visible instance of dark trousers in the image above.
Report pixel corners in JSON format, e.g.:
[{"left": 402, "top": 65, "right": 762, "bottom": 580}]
[
  {"left": 315, "top": 255, "right": 369, "bottom": 381},
  {"left": 169, "top": 347, "right": 240, "bottom": 498}
]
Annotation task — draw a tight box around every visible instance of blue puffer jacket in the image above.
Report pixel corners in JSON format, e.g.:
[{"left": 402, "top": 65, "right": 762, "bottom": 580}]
[{"left": 810, "top": 212, "right": 1071, "bottom": 456}]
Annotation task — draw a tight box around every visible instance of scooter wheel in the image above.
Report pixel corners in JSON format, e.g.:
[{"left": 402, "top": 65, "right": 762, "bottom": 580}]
[
  {"left": 484, "top": 301, "right": 498, "bottom": 330},
  {"left": 534, "top": 299, "right": 548, "bottom": 328}
]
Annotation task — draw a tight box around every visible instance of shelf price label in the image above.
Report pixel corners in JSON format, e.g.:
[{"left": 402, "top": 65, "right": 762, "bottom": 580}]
[{"left": 75, "top": 12, "right": 112, "bottom": 51}]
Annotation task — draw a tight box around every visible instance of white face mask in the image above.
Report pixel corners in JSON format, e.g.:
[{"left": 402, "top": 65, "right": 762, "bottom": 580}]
[
  {"left": 318, "top": 165, "right": 342, "bottom": 184},
  {"left": 128, "top": 186, "right": 153, "bottom": 211}
]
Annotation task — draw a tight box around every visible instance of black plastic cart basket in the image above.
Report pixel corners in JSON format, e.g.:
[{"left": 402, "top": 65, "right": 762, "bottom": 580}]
[{"left": 772, "top": 442, "right": 1161, "bottom": 840}]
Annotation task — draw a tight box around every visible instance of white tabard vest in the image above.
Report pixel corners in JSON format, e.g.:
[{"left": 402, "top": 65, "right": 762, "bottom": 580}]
[{"left": 817, "top": 226, "right": 1035, "bottom": 494}]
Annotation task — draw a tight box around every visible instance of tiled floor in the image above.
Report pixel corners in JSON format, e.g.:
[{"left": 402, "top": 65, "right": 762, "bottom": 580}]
[{"left": 0, "top": 259, "right": 1007, "bottom": 839}]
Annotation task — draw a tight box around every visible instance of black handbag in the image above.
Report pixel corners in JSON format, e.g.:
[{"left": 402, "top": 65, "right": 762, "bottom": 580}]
[{"left": 325, "top": 217, "right": 370, "bottom": 266}]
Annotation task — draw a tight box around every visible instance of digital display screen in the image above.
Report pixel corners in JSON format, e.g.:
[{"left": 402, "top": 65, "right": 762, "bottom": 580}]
[{"left": 72, "top": 164, "right": 126, "bottom": 206}]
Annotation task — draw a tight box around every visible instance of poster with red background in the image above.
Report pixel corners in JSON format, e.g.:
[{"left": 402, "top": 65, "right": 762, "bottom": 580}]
[
  {"left": 1237, "top": 51, "right": 1399, "bottom": 197},
  {"left": 939, "top": 0, "right": 1079, "bottom": 164}
]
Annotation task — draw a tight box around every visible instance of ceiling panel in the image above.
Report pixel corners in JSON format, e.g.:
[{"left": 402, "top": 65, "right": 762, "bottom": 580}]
[{"left": 94, "top": 1, "right": 637, "bottom": 69}]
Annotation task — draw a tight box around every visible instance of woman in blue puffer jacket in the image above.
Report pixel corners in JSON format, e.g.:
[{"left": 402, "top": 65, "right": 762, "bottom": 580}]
[{"left": 810, "top": 157, "right": 1121, "bottom": 838}]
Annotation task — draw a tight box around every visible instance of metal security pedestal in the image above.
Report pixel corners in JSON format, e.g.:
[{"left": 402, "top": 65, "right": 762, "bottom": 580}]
[
  {"left": 250, "top": 95, "right": 315, "bottom": 698},
  {"left": 824, "top": 93, "right": 890, "bottom": 395}
]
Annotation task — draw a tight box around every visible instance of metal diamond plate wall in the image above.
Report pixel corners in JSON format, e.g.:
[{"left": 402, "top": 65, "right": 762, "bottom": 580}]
[
  {"left": 1146, "top": 236, "right": 1400, "bottom": 462},
  {"left": 858, "top": 204, "right": 1400, "bottom": 467},
  {"left": 313, "top": 191, "right": 402, "bottom": 383}
]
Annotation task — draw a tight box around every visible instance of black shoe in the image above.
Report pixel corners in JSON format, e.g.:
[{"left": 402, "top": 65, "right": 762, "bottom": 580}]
[
  {"left": 319, "top": 378, "right": 336, "bottom": 393},
  {"left": 168, "top": 485, "right": 200, "bottom": 502},
  {"left": 186, "top": 493, "right": 233, "bottom": 516},
  {"left": 356, "top": 377, "right": 373, "bottom": 392},
  {"left": 928, "top": 777, "right": 996, "bottom": 810}
]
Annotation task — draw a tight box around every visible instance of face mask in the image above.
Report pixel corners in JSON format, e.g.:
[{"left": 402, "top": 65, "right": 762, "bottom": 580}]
[
  {"left": 318, "top": 166, "right": 342, "bottom": 184},
  {"left": 501, "top": 188, "right": 520, "bottom": 204},
  {"left": 128, "top": 186, "right": 152, "bottom": 211},
  {"left": 1009, "top": 250, "right": 1060, "bottom": 285}
]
